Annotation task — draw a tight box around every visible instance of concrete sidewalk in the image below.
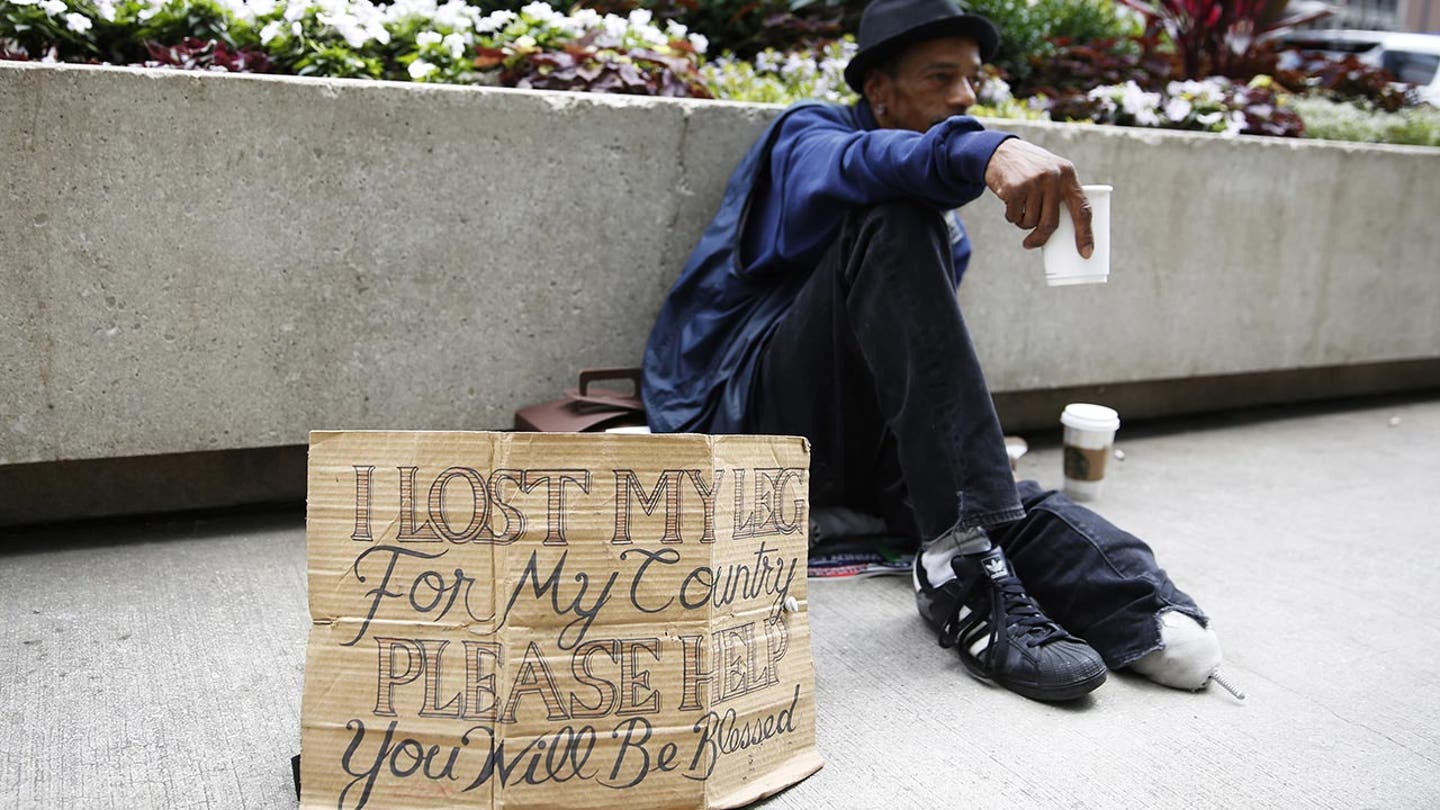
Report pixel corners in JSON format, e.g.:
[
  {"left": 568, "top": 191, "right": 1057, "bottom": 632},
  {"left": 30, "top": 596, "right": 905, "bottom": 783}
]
[{"left": 3, "top": 395, "right": 1439, "bottom": 809}]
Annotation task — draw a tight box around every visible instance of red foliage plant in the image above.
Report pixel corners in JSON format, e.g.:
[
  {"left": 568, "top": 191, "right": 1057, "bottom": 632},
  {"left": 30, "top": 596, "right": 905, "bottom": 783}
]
[
  {"left": 1019, "top": 33, "right": 1176, "bottom": 97},
  {"left": 1, "top": 37, "right": 32, "bottom": 61},
  {"left": 1117, "top": 0, "right": 1330, "bottom": 79},
  {"left": 143, "top": 37, "right": 273, "bottom": 72},
  {"left": 475, "top": 34, "right": 711, "bottom": 98}
]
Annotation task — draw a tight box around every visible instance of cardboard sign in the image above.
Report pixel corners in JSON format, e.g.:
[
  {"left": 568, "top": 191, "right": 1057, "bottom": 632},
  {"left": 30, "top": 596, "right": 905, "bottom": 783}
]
[{"left": 302, "top": 431, "right": 823, "bottom": 809}]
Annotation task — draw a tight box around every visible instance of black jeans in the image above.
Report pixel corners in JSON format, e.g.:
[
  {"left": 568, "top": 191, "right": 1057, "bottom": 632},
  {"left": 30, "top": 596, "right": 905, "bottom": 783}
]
[{"left": 739, "top": 201, "right": 1205, "bottom": 667}]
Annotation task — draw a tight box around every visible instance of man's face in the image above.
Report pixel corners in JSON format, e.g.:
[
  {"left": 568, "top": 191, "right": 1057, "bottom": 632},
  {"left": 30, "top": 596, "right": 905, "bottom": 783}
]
[{"left": 863, "top": 36, "right": 982, "bottom": 133}]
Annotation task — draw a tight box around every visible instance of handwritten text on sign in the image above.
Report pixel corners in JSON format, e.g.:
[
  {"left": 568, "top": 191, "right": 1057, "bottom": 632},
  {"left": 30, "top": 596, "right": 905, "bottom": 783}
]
[{"left": 303, "top": 434, "right": 819, "bottom": 810}]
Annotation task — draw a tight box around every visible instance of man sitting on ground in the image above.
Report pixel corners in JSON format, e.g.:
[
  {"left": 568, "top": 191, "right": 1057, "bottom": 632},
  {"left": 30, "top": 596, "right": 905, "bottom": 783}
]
[{"left": 642, "top": 0, "right": 1223, "bottom": 702}]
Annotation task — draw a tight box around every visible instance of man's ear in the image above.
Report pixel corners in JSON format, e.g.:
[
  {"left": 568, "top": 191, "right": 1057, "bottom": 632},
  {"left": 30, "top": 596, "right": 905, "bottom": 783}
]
[{"left": 864, "top": 72, "right": 892, "bottom": 117}]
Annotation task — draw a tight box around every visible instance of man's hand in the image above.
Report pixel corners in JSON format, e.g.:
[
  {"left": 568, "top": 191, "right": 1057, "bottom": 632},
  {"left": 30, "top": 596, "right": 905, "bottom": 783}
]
[{"left": 983, "top": 139, "right": 1093, "bottom": 257}]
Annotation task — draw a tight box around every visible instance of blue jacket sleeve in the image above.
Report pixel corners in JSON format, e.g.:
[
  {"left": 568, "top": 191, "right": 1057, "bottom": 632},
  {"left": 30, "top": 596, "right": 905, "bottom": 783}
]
[{"left": 758, "top": 107, "right": 1014, "bottom": 268}]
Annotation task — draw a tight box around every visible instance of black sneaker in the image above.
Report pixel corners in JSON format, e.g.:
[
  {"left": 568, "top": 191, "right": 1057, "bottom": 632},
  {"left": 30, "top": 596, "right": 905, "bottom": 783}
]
[{"left": 915, "top": 545, "right": 1107, "bottom": 702}]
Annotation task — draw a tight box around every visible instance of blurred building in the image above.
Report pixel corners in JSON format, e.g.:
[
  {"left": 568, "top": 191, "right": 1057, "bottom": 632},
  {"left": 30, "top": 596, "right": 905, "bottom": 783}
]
[{"left": 1302, "top": 0, "right": 1440, "bottom": 32}]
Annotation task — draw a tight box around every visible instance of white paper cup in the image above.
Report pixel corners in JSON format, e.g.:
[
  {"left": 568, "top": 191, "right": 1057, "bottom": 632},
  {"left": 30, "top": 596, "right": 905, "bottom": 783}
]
[
  {"left": 1043, "top": 184, "right": 1111, "bottom": 286},
  {"left": 1004, "top": 436, "right": 1029, "bottom": 472},
  {"left": 1060, "top": 403, "right": 1120, "bottom": 500}
]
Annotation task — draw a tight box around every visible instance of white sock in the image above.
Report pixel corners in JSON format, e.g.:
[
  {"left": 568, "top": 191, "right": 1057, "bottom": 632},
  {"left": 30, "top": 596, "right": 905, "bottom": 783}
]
[
  {"left": 1130, "top": 610, "right": 1222, "bottom": 690},
  {"left": 915, "top": 529, "right": 995, "bottom": 658},
  {"left": 919, "top": 527, "right": 991, "bottom": 588}
]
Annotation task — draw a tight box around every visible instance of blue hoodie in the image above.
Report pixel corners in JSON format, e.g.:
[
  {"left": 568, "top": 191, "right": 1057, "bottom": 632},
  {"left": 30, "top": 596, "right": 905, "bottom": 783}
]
[{"left": 642, "top": 100, "right": 1015, "bottom": 434}]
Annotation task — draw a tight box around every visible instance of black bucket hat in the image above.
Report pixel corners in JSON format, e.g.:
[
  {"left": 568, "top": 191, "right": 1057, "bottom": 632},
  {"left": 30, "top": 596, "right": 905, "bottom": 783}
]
[{"left": 844, "top": 0, "right": 1001, "bottom": 93}]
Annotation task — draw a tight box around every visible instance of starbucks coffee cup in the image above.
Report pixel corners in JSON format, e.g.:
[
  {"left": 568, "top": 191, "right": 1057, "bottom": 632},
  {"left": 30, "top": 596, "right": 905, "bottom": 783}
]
[
  {"left": 1043, "top": 185, "right": 1111, "bottom": 286},
  {"left": 1060, "top": 403, "right": 1120, "bottom": 500}
]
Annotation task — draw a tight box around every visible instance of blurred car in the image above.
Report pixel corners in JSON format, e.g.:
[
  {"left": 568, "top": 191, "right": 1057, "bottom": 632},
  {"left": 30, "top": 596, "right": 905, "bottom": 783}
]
[
  {"left": 1377, "top": 33, "right": 1440, "bottom": 104},
  {"left": 1280, "top": 28, "right": 1389, "bottom": 63}
]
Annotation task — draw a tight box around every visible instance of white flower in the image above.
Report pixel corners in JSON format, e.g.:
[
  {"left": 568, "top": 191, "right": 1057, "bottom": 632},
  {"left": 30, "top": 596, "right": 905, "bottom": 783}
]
[
  {"left": 214, "top": 0, "right": 248, "bottom": 20},
  {"left": 1224, "top": 110, "right": 1247, "bottom": 135},
  {"left": 552, "top": 14, "right": 585, "bottom": 37},
  {"left": 688, "top": 33, "right": 707, "bottom": 54},
  {"left": 1115, "top": 80, "right": 1163, "bottom": 125},
  {"left": 521, "top": 1, "right": 557, "bottom": 23},
  {"left": 513, "top": 34, "right": 536, "bottom": 49},
  {"left": 291, "top": 20, "right": 302, "bottom": 36},
  {"left": 432, "top": 0, "right": 474, "bottom": 31},
  {"left": 755, "top": 50, "right": 780, "bottom": 73},
  {"left": 1197, "top": 110, "right": 1224, "bottom": 126},
  {"left": 247, "top": 0, "right": 278, "bottom": 17},
  {"left": 416, "top": 30, "right": 443, "bottom": 47},
  {"left": 1086, "top": 84, "right": 1119, "bottom": 116},
  {"left": 260, "top": 19, "right": 285, "bottom": 43},
  {"left": 1168, "top": 78, "right": 1209, "bottom": 98},
  {"left": 980, "top": 74, "right": 1012, "bottom": 105},
  {"left": 1164, "top": 96, "right": 1192, "bottom": 122},
  {"left": 1119, "top": 81, "right": 1149, "bottom": 113},
  {"left": 1194, "top": 78, "right": 1227, "bottom": 105},
  {"left": 570, "top": 8, "right": 600, "bottom": 29},
  {"left": 342, "top": 26, "right": 370, "bottom": 48},
  {"left": 442, "top": 32, "right": 466, "bottom": 59},
  {"left": 63, "top": 11, "right": 91, "bottom": 31},
  {"left": 11, "top": 0, "right": 38, "bottom": 7},
  {"left": 408, "top": 58, "right": 437, "bottom": 79},
  {"left": 39, "top": 0, "right": 66, "bottom": 16},
  {"left": 600, "top": 13, "right": 627, "bottom": 39},
  {"left": 319, "top": 13, "right": 369, "bottom": 48},
  {"left": 475, "top": 8, "right": 515, "bottom": 33},
  {"left": 782, "top": 52, "right": 816, "bottom": 78},
  {"left": 94, "top": 0, "right": 116, "bottom": 21},
  {"left": 627, "top": 8, "right": 651, "bottom": 27}
]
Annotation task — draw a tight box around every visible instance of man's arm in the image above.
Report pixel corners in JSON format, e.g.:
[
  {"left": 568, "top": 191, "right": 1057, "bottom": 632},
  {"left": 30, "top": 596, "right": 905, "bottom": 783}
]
[
  {"left": 779, "top": 112, "right": 1012, "bottom": 211},
  {"left": 764, "top": 110, "right": 1011, "bottom": 264},
  {"left": 761, "top": 107, "right": 1093, "bottom": 265}
]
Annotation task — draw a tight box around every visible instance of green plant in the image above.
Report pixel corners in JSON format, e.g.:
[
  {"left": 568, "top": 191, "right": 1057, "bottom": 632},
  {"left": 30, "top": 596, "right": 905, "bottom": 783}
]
[
  {"left": 966, "top": 0, "right": 1134, "bottom": 84},
  {"left": 1047, "top": 0, "right": 1141, "bottom": 47},
  {"left": 1294, "top": 95, "right": 1440, "bottom": 146},
  {"left": 2, "top": 0, "right": 105, "bottom": 61}
]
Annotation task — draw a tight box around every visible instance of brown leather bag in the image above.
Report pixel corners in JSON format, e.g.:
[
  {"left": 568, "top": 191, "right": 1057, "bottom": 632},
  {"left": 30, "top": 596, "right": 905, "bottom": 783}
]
[{"left": 513, "top": 368, "right": 648, "bottom": 432}]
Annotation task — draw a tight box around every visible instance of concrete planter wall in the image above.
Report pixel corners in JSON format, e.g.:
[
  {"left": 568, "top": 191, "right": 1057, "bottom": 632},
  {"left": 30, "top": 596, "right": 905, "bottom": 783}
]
[{"left": 2, "top": 62, "right": 1437, "bottom": 495}]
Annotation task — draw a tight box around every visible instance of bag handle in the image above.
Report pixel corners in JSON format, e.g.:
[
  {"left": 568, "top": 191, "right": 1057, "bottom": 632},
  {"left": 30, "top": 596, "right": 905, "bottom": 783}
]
[
  {"left": 568, "top": 368, "right": 643, "bottom": 411},
  {"left": 578, "top": 368, "right": 642, "bottom": 398}
]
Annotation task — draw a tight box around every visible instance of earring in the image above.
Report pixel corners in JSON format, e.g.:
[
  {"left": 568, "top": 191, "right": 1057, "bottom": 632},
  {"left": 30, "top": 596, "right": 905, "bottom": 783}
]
[{"left": 876, "top": 104, "right": 886, "bottom": 115}]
